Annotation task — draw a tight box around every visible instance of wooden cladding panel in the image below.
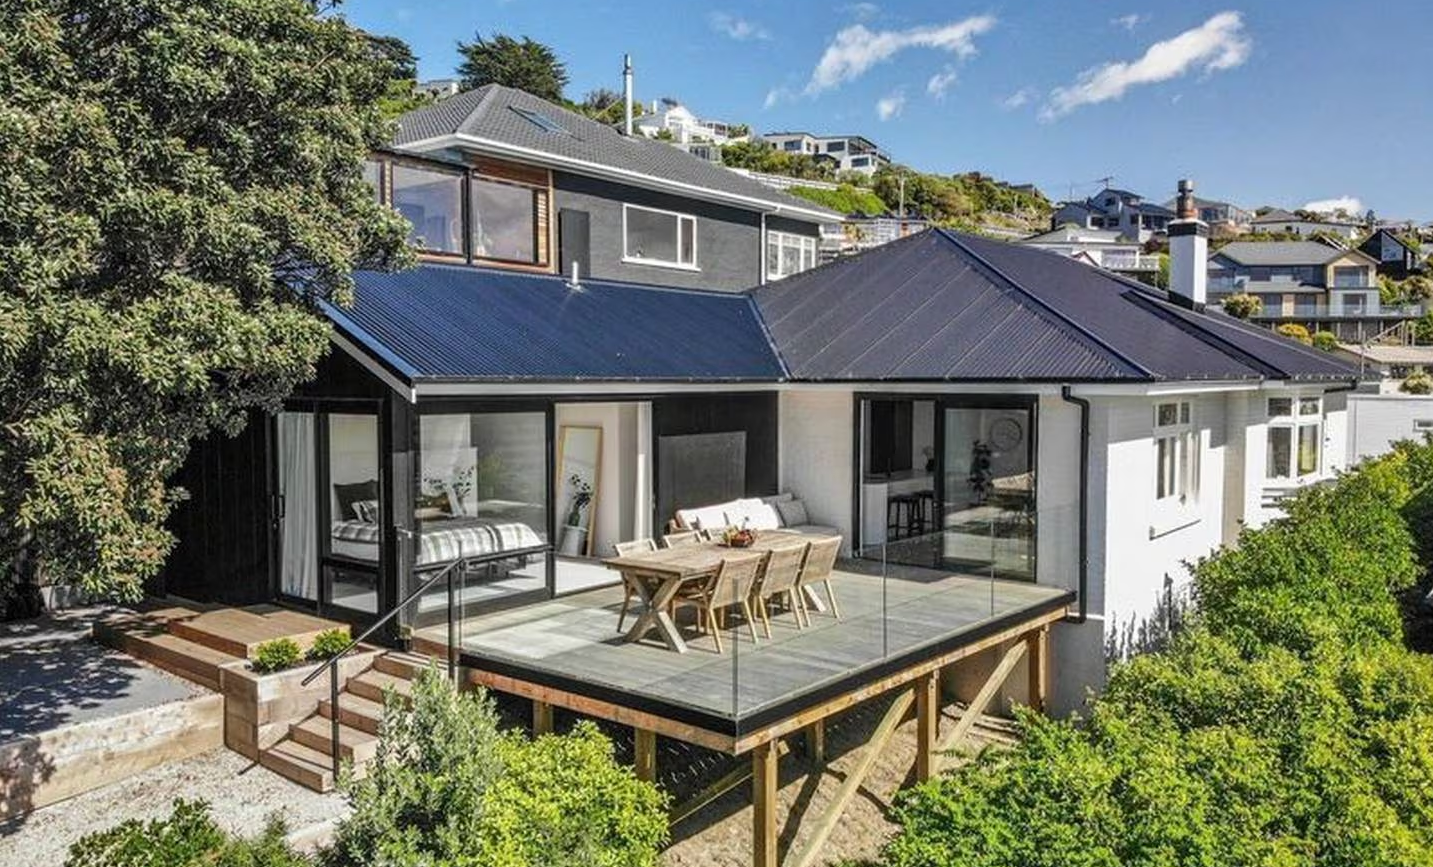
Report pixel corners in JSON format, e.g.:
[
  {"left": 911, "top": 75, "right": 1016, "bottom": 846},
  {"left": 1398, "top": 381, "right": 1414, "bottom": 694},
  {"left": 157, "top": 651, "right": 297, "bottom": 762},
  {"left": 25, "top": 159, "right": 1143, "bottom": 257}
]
[{"left": 472, "top": 156, "right": 551, "bottom": 188}]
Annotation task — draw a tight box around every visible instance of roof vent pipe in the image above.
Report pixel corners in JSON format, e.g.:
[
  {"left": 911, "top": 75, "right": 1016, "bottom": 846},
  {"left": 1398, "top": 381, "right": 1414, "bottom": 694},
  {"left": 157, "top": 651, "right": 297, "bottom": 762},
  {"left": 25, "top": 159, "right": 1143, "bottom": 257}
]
[
  {"left": 566, "top": 259, "right": 582, "bottom": 291},
  {"left": 1168, "top": 178, "right": 1208, "bottom": 309},
  {"left": 623, "top": 54, "right": 634, "bottom": 136}
]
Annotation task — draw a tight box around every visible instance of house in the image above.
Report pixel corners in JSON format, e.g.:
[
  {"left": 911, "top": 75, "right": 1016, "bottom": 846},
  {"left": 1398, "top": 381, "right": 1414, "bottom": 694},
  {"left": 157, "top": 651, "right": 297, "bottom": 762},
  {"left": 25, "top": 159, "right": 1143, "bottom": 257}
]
[
  {"left": 382, "top": 84, "right": 837, "bottom": 289},
  {"left": 1249, "top": 207, "right": 1364, "bottom": 240},
  {"left": 759, "top": 132, "right": 891, "bottom": 176},
  {"left": 632, "top": 98, "right": 744, "bottom": 145},
  {"left": 416, "top": 78, "right": 461, "bottom": 100},
  {"left": 1050, "top": 187, "right": 1174, "bottom": 243},
  {"left": 160, "top": 156, "right": 1361, "bottom": 756},
  {"left": 1160, "top": 194, "right": 1252, "bottom": 234},
  {"left": 1208, "top": 240, "right": 1416, "bottom": 341},
  {"left": 1358, "top": 228, "right": 1425, "bottom": 280},
  {"left": 1017, "top": 224, "right": 1162, "bottom": 278}
]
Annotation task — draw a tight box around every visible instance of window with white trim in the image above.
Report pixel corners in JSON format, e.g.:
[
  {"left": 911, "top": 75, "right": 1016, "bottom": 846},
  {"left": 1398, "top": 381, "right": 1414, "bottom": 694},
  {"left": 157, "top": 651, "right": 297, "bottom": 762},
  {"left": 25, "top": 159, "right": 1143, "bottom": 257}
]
[
  {"left": 1266, "top": 396, "right": 1322, "bottom": 481},
  {"left": 766, "top": 231, "right": 818, "bottom": 281},
  {"left": 623, "top": 204, "right": 696, "bottom": 268},
  {"left": 1154, "top": 401, "right": 1198, "bottom": 505}
]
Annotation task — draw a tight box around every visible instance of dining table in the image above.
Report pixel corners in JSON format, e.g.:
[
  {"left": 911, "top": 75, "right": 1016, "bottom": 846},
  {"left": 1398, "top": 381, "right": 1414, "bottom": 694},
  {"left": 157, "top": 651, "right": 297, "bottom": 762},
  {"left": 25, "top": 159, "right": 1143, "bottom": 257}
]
[{"left": 602, "top": 530, "right": 840, "bottom": 653}]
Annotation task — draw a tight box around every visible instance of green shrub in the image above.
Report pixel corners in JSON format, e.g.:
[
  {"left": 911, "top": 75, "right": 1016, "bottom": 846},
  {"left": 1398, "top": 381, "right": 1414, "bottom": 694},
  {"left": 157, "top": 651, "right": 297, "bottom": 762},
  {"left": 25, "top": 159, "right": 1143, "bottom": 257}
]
[
  {"left": 325, "top": 669, "right": 668, "bottom": 867},
  {"left": 1401, "top": 370, "right": 1433, "bottom": 395},
  {"left": 881, "top": 442, "right": 1433, "bottom": 867},
  {"left": 1312, "top": 330, "right": 1340, "bottom": 351},
  {"left": 251, "top": 637, "right": 302, "bottom": 674},
  {"left": 306, "top": 628, "right": 350, "bottom": 662},
  {"left": 1220, "top": 292, "right": 1262, "bottom": 319},
  {"left": 66, "top": 799, "right": 309, "bottom": 867},
  {"left": 788, "top": 184, "right": 889, "bottom": 217},
  {"left": 1276, "top": 322, "right": 1313, "bottom": 344}
]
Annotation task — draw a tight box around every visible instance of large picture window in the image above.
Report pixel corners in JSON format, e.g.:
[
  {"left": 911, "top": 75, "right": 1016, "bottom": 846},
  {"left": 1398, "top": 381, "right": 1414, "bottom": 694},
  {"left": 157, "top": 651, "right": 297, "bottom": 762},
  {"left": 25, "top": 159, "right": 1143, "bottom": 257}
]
[
  {"left": 623, "top": 204, "right": 697, "bottom": 268},
  {"left": 392, "top": 163, "right": 464, "bottom": 255},
  {"left": 766, "top": 231, "right": 818, "bottom": 280},
  {"left": 1266, "top": 396, "right": 1322, "bottom": 481},
  {"left": 470, "top": 176, "right": 544, "bottom": 265},
  {"left": 1153, "top": 401, "right": 1198, "bottom": 505}
]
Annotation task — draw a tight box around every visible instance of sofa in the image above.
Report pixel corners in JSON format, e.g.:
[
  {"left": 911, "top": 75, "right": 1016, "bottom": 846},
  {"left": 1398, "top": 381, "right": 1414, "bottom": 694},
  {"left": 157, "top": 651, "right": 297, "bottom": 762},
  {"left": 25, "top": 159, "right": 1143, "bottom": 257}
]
[{"left": 671, "top": 492, "right": 840, "bottom": 538}]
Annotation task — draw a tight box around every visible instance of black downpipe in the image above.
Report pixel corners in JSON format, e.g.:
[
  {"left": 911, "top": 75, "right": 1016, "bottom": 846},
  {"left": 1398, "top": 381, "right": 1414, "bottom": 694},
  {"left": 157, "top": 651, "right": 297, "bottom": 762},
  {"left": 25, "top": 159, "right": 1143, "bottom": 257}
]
[{"left": 1060, "top": 386, "right": 1090, "bottom": 623}]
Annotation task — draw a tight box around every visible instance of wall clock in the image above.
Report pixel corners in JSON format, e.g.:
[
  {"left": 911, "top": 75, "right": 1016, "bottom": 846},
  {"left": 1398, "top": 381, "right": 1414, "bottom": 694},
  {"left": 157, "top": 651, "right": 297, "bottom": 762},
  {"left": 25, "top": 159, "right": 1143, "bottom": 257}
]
[{"left": 989, "top": 417, "right": 1023, "bottom": 450}]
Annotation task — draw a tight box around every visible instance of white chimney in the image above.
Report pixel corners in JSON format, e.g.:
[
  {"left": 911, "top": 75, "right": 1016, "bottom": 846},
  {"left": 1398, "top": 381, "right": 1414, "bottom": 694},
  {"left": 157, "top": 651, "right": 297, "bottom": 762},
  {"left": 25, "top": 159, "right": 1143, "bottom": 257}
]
[
  {"left": 1168, "top": 178, "right": 1208, "bottom": 307},
  {"left": 622, "top": 54, "right": 634, "bottom": 136}
]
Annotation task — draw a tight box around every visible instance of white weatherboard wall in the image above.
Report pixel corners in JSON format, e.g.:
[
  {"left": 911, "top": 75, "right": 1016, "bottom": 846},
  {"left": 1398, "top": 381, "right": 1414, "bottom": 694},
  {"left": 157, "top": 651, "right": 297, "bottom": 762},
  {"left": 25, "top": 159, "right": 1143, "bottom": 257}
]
[{"left": 1348, "top": 392, "right": 1433, "bottom": 463}]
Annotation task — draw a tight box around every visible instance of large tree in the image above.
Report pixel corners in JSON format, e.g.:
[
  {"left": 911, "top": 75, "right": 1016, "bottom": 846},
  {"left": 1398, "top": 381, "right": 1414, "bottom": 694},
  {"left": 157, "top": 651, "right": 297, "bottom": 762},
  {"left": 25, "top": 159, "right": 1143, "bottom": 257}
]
[
  {"left": 456, "top": 32, "right": 568, "bottom": 101},
  {"left": 0, "top": 0, "right": 412, "bottom": 614}
]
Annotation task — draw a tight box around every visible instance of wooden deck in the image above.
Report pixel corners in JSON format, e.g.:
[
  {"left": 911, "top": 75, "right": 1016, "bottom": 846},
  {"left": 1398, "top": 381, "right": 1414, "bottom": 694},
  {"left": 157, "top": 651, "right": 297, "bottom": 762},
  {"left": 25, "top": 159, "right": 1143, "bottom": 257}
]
[{"left": 420, "top": 566, "right": 1071, "bottom": 741}]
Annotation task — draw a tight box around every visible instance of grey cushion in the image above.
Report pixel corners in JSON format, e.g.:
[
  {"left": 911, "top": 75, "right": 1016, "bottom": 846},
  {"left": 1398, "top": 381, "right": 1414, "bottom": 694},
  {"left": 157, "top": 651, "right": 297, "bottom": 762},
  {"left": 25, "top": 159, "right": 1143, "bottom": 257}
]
[{"left": 775, "top": 498, "right": 808, "bottom": 527}]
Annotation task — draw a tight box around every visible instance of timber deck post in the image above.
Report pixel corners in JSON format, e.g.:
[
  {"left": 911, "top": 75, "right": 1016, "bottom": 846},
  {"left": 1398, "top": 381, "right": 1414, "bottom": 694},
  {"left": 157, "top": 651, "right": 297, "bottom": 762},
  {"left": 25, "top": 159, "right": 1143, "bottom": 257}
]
[
  {"left": 635, "top": 727, "right": 657, "bottom": 784},
  {"left": 804, "top": 719, "right": 826, "bottom": 766},
  {"left": 752, "top": 738, "right": 779, "bottom": 867},
  {"left": 1026, "top": 625, "right": 1049, "bottom": 712},
  {"left": 533, "top": 700, "right": 553, "bottom": 736},
  {"left": 914, "top": 669, "right": 940, "bottom": 782}
]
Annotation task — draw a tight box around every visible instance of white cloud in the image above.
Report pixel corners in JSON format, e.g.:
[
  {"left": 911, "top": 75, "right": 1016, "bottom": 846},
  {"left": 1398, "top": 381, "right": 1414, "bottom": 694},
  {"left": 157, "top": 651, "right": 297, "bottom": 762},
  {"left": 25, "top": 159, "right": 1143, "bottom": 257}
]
[
  {"left": 1111, "top": 13, "right": 1146, "bottom": 31},
  {"left": 1001, "top": 87, "right": 1036, "bottom": 110},
  {"left": 876, "top": 90, "right": 907, "bottom": 120},
  {"left": 927, "top": 67, "right": 958, "bottom": 98},
  {"left": 763, "top": 87, "right": 791, "bottom": 109},
  {"left": 1303, "top": 196, "right": 1364, "bottom": 216},
  {"left": 843, "top": 2, "right": 880, "bottom": 22},
  {"left": 805, "top": 16, "right": 996, "bottom": 94},
  {"left": 709, "top": 12, "right": 771, "bottom": 41},
  {"left": 1041, "top": 11, "right": 1251, "bottom": 120}
]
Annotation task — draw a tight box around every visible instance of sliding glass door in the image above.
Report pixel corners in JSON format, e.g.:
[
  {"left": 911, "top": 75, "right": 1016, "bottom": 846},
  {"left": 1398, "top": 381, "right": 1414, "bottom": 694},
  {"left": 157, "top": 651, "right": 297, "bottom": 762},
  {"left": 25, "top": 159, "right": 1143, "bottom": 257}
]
[{"left": 938, "top": 400, "right": 1036, "bottom": 581}]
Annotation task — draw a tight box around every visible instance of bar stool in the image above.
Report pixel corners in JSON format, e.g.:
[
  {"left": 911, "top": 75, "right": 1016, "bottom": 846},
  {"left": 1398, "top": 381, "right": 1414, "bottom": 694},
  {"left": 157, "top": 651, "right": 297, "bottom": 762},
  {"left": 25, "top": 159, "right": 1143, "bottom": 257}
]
[
  {"left": 887, "top": 493, "right": 920, "bottom": 540},
  {"left": 913, "top": 489, "right": 936, "bottom": 537}
]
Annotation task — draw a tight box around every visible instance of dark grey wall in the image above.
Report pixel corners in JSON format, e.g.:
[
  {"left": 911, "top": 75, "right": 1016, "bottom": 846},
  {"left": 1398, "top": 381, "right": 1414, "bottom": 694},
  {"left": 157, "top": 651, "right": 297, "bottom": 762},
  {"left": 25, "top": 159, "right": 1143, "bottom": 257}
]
[
  {"left": 767, "top": 215, "right": 821, "bottom": 239},
  {"left": 554, "top": 171, "right": 766, "bottom": 291}
]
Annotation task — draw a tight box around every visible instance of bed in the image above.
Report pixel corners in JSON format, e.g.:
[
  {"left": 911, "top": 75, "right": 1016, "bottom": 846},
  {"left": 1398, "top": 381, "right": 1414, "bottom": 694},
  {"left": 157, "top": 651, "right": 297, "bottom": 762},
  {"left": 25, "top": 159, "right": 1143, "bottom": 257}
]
[{"left": 331, "top": 516, "right": 545, "bottom": 570}]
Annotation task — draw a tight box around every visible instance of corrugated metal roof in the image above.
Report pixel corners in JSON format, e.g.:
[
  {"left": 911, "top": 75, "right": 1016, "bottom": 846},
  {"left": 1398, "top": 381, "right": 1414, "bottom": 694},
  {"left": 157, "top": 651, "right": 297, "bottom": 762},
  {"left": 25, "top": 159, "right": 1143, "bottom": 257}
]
[
  {"left": 332, "top": 265, "right": 783, "bottom": 383},
  {"left": 752, "top": 229, "right": 1362, "bottom": 383},
  {"left": 390, "top": 85, "right": 840, "bottom": 223},
  {"left": 1214, "top": 241, "right": 1347, "bottom": 266}
]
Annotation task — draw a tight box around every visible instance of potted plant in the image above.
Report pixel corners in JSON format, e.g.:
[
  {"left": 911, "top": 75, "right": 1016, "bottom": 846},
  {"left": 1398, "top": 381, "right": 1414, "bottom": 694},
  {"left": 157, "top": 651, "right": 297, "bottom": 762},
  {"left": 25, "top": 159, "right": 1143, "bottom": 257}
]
[{"left": 559, "top": 474, "right": 593, "bottom": 555}]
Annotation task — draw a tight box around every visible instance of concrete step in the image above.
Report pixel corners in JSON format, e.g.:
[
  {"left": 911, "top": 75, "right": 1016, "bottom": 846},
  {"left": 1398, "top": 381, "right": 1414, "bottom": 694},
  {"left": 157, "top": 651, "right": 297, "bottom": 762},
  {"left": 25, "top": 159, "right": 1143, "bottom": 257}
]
[
  {"left": 374, "top": 651, "right": 437, "bottom": 680},
  {"left": 93, "top": 621, "right": 238, "bottom": 691},
  {"left": 259, "top": 739, "right": 336, "bottom": 793},
  {"left": 318, "top": 693, "right": 384, "bottom": 736},
  {"left": 345, "top": 670, "right": 414, "bottom": 705},
  {"left": 289, "top": 715, "right": 379, "bottom": 764}
]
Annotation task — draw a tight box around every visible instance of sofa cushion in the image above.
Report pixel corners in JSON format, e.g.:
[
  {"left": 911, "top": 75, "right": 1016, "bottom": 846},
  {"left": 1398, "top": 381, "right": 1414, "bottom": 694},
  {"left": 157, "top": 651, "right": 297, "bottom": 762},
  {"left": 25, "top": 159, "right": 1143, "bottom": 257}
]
[
  {"left": 775, "top": 498, "right": 809, "bottom": 527},
  {"left": 761, "top": 492, "right": 795, "bottom": 506},
  {"left": 787, "top": 524, "right": 841, "bottom": 538},
  {"left": 731, "top": 498, "right": 782, "bottom": 531},
  {"left": 685, "top": 502, "right": 735, "bottom": 531}
]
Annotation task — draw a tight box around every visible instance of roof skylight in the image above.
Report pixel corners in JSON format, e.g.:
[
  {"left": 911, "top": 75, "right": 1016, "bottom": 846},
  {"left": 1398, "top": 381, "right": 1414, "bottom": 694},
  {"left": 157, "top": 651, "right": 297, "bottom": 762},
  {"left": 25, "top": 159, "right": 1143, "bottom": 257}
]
[{"left": 510, "top": 106, "right": 570, "bottom": 135}]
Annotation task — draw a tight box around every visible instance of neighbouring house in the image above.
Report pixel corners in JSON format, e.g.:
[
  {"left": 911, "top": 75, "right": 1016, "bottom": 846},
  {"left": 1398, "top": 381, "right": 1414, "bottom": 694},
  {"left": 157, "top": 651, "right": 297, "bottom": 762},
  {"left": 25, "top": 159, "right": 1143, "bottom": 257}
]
[
  {"left": 1249, "top": 207, "right": 1365, "bottom": 240},
  {"left": 416, "top": 78, "right": 461, "bottom": 100},
  {"left": 1358, "top": 227, "right": 1425, "bottom": 280},
  {"left": 759, "top": 132, "right": 891, "bottom": 176},
  {"left": 1160, "top": 194, "right": 1253, "bottom": 234},
  {"left": 632, "top": 98, "right": 745, "bottom": 145},
  {"left": 1336, "top": 343, "right": 1433, "bottom": 391},
  {"left": 158, "top": 152, "right": 1360, "bottom": 761},
  {"left": 833, "top": 214, "right": 930, "bottom": 257},
  {"left": 380, "top": 84, "right": 837, "bottom": 289},
  {"left": 1208, "top": 240, "right": 1418, "bottom": 342},
  {"left": 1049, "top": 187, "right": 1174, "bottom": 243},
  {"left": 1016, "top": 223, "right": 1162, "bottom": 278}
]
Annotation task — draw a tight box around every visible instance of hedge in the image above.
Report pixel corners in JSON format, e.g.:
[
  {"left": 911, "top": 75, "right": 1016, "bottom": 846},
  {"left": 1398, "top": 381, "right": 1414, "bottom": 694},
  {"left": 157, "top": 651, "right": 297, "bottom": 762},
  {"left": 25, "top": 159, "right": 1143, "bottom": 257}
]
[{"left": 883, "top": 440, "right": 1433, "bottom": 867}]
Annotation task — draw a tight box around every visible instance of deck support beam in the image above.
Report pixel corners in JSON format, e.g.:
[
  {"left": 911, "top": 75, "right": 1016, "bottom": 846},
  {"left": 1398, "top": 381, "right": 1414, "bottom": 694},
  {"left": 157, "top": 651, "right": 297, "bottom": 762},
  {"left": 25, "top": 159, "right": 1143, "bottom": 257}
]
[
  {"left": 752, "top": 738, "right": 780, "bottom": 867},
  {"left": 533, "top": 700, "right": 553, "bottom": 736},
  {"left": 787, "top": 689, "right": 916, "bottom": 867},
  {"left": 914, "top": 669, "right": 940, "bottom": 783},
  {"left": 1026, "top": 625, "right": 1049, "bottom": 713},
  {"left": 935, "top": 641, "right": 1026, "bottom": 774},
  {"left": 635, "top": 727, "right": 657, "bottom": 784}
]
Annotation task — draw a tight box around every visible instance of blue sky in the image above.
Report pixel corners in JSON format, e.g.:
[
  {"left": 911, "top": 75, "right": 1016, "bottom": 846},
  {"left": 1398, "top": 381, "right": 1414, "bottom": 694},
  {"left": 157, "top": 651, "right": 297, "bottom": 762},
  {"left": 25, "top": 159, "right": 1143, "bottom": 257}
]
[{"left": 339, "top": 1, "right": 1432, "bottom": 219}]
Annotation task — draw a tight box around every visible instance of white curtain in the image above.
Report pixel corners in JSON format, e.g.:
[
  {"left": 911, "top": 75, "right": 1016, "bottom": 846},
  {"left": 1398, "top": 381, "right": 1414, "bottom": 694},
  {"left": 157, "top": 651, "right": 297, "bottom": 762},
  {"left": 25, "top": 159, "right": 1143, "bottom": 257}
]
[{"left": 278, "top": 412, "right": 318, "bottom": 600}]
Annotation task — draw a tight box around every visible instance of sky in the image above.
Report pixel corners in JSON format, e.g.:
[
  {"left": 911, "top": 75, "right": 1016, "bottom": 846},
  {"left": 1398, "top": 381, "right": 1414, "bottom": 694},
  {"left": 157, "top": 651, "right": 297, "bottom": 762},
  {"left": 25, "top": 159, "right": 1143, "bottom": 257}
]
[{"left": 338, "top": 0, "right": 1433, "bottom": 220}]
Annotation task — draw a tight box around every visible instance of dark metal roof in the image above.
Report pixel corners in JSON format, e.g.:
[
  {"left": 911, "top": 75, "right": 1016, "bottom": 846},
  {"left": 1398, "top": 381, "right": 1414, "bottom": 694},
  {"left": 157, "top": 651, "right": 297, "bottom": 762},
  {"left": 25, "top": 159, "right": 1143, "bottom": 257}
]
[
  {"left": 332, "top": 265, "right": 784, "bottom": 383},
  {"left": 1214, "top": 241, "right": 1349, "bottom": 266},
  {"left": 751, "top": 229, "right": 1362, "bottom": 383},
  {"left": 389, "top": 85, "right": 840, "bottom": 223}
]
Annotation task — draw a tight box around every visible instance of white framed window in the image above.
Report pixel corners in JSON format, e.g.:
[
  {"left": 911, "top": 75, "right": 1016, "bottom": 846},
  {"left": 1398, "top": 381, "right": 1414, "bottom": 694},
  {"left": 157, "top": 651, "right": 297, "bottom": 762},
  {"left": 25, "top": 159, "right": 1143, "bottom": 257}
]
[
  {"left": 622, "top": 204, "right": 697, "bottom": 269},
  {"left": 1153, "top": 401, "right": 1198, "bottom": 507},
  {"left": 766, "top": 231, "right": 818, "bottom": 281},
  {"left": 1266, "top": 396, "right": 1322, "bottom": 482},
  {"left": 1413, "top": 419, "right": 1433, "bottom": 433}
]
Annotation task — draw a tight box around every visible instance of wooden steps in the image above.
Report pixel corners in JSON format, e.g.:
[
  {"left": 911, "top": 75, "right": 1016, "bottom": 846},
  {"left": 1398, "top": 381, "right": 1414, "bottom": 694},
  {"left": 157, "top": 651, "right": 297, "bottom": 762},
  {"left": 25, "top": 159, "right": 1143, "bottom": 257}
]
[
  {"left": 260, "top": 651, "right": 427, "bottom": 792},
  {"left": 94, "top": 617, "right": 239, "bottom": 691},
  {"left": 169, "top": 608, "right": 347, "bottom": 659}
]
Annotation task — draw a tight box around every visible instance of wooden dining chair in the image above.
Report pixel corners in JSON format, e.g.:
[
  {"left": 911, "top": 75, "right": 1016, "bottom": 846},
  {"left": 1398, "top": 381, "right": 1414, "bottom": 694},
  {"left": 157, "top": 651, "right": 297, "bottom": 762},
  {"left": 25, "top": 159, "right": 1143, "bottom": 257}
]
[
  {"left": 684, "top": 552, "right": 765, "bottom": 653},
  {"left": 797, "top": 536, "right": 843, "bottom": 621},
  {"left": 612, "top": 539, "right": 657, "bottom": 632},
  {"left": 662, "top": 530, "right": 703, "bottom": 548},
  {"left": 751, "top": 543, "right": 810, "bottom": 638}
]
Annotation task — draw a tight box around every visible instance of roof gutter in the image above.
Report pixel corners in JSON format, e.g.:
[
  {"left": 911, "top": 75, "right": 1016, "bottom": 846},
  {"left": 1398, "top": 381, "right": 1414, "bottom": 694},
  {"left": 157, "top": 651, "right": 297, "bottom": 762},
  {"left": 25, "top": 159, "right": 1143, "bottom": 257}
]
[
  {"left": 1060, "top": 385, "right": 1090, "bottom": 624},
  {"left": 399, "top": 133, "right": 840, "bottom": 224}
]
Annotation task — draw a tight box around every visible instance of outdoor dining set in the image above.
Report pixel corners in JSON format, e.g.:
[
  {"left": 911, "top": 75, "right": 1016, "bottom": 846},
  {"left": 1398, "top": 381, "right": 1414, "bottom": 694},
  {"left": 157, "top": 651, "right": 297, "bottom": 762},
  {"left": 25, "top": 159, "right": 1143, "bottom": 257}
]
[{"left": 602, "top": 530, "right": 843, "bottom": 654}]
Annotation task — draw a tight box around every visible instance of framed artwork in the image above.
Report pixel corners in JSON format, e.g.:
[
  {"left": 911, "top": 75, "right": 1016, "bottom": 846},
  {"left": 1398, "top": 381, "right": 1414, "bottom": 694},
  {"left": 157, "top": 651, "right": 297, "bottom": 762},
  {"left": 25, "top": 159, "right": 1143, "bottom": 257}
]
[{"left": 556, "top": 425, "right": 602, "bottom": 556}]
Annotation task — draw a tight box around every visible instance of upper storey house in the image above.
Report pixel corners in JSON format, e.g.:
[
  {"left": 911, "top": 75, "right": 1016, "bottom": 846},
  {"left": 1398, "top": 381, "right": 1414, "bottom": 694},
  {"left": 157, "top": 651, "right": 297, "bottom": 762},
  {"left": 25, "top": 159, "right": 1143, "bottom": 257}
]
[
  {"left": 370, "top": 85, "right": 840, "bottom": 290},
  {"left": 1050, "top": 187, "right": 1174, "bottom": 244}
]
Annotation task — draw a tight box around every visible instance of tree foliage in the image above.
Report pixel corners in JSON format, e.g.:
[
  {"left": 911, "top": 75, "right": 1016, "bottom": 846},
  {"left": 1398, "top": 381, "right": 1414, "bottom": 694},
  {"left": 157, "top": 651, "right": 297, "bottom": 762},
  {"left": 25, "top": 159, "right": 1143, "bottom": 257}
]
[
  {"left": 0, "top": 0, "right": 412, "bottom": 613},
  {"left": 1401, "top": 371, "right": 1433, "bottom": 395},
  {"left": 457, "top": 32, "right": 569, "bottom": 102},
  {"left": 883, "top": 442, "right": 1433, "bottom": 867},
  {"left": 1220, "top": 291, "right": 1263, "bottom": 319},
  {"left": 787, "top": 184, "right": 889, "bottom": 217},
  {"left": 1312, "top": 330, "right": 1340, "bottom": 351},
  {"left": 325, "top": 669, "right": 667, "bottom": 867},
  {"left": 66, "top": 799, "right": 309, "bottom": 867},
  {"left": 719, "top": 140, "right": 836, "bottom": 181},
  {"left": 1277, "top": 322, "right": 1314, "bottom": 344}
]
